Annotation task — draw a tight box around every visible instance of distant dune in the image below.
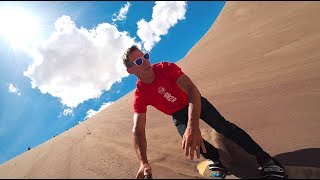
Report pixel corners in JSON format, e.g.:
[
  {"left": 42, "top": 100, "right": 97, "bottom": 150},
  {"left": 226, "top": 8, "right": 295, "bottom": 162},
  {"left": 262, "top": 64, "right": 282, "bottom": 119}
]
[{"left": 1, "top": 2, "right": 320, "bottom": 179}]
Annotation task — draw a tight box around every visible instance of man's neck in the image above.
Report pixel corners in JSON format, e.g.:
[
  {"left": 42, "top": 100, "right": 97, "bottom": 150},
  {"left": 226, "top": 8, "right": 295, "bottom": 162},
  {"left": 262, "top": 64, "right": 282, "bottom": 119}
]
[{"left": 139, "top": 72, "right": 155, "bottom": 85}]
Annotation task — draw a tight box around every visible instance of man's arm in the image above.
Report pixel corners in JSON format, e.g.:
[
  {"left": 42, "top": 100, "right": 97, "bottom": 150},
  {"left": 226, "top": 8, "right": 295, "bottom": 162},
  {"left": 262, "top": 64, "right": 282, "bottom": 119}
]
[
  {"left": 176, "top": 74, "right": 201, "bottom": 128},
  {"left": 176, "top": 74, "right": 207, "bottom": 160},
  {"left": 132, "top": 112, "right": 149, "bottom": 165}
]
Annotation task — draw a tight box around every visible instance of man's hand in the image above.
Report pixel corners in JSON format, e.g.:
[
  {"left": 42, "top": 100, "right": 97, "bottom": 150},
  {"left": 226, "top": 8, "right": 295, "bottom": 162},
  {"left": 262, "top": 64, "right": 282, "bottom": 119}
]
[
  {"left": 136, "top": 163, "right": 152, "bottom": 179},
  {"left": 182, "top": 125, "right": 207, "bottom": 160}
]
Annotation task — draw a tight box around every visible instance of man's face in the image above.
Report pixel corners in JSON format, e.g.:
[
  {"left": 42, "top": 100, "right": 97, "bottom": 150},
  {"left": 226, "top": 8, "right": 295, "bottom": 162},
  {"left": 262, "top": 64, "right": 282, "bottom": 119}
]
[{"left": 127, "top": 49, "right": 153, "bottom": 77}]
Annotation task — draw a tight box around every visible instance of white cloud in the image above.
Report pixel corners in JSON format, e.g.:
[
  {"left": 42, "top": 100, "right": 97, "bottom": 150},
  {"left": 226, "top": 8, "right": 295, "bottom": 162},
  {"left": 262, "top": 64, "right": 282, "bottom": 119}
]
[
  {"left": 137, "top": 1, "right": 187, "bottom": 51},
  {"left": 24, "top": 15, "right": 140, "bottom": 108},
  {"left": 112, "top": 2, "right": 131, "bottom": 22},
  {"left": 63, "top": 108, "right": 73, "bottom": 116},
  {"left": 85, "top": 102, "right": 114, "bottom": 119},
  {"left": 8, "top": 83, "right": 21, "bottom": 96}
]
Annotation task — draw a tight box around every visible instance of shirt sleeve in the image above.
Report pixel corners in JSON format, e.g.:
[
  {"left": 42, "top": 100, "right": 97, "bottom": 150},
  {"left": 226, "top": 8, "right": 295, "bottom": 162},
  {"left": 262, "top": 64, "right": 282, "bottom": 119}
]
[
  {"left": 166, "top": 62, "right": 185, "bottom": 82},
  {"left": 133, "top": 89, "right": 147, "bottom": 113}
]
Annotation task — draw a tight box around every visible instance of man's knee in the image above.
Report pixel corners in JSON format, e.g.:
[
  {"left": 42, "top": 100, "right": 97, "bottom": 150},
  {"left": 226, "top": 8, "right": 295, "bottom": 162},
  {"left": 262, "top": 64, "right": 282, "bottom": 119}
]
[{"left": 213, "top": 118, "right": 238, "bottom": 137}]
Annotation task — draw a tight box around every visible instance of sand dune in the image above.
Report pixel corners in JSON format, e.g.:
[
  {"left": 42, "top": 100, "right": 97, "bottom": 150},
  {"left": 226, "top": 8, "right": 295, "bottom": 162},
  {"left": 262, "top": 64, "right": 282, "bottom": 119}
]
[{"left": 1, "top": 1, "right": 320, "bottom": 179}]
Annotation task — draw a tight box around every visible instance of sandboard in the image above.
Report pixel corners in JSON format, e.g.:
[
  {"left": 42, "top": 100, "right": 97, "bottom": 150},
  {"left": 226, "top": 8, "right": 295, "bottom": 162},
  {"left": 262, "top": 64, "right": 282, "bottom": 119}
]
[{"left": 197, "top": 160, "right": 238, "bottom": 179}]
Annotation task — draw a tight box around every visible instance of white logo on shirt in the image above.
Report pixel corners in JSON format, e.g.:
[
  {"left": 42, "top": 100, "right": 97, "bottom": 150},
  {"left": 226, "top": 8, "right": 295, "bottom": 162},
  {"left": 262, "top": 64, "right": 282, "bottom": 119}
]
[
  {"left": 158, "top": 86, "right": 177, "bottom": 103},
  {"left": 158, "top": 87, "right": 166, "bottom": 94}
]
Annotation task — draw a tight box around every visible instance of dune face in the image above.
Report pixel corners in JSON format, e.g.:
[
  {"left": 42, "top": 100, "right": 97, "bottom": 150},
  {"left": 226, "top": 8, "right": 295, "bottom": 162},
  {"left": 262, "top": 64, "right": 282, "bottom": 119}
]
[{"left": 1, "top": 1, "right": 320, "bottom": 179}]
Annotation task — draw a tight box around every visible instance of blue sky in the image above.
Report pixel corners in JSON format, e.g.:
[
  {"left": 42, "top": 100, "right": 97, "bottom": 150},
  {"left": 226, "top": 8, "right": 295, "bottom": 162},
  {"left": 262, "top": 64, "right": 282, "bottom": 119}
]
[{"left": 0, "top": 1, "right": 225, "bottom": 165}]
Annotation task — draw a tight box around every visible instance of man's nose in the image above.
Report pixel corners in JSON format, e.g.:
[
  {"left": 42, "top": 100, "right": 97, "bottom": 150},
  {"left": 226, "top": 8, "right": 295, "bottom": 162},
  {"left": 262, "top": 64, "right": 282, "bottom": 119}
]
[{"left": 141, "top": 58, "right": 147, "bottom": 65}]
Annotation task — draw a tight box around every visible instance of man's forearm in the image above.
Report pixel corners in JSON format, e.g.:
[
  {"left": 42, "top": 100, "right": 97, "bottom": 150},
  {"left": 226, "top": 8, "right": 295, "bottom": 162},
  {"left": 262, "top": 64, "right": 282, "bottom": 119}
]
[
  {"left": 187, "top": 85, "right": 201, "bottom": 129},
  {"left": 133, "top": 130, "right": 149, "bottom": 164}
]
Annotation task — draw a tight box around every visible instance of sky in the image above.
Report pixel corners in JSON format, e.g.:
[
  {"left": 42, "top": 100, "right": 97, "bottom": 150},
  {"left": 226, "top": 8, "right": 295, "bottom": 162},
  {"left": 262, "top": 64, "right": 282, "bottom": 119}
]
[{"left": 0, "top": 1, "right": 225, "bottom": 165}]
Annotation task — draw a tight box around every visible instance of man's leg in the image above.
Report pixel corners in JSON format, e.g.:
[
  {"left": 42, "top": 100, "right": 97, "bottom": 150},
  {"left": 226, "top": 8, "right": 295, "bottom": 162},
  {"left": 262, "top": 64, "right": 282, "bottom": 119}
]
[{"left": 199, "top": 96, "right": 272, "bottom": 166}]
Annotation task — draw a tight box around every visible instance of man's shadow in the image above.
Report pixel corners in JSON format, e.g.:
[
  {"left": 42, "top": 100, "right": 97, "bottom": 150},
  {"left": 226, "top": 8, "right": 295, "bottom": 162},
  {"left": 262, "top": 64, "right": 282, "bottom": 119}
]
[
  {"left": 274, "top": 148, "right": 320, "bottom": 168},
  {"left": 209, "top": 131, "right": 320, "bottom": 179}
]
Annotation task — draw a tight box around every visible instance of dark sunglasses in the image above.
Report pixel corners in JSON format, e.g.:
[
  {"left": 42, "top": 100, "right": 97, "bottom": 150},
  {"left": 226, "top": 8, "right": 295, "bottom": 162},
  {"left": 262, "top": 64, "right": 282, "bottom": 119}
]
[{"left": 133, "top": 53, "right": 150, "bottom": 66}]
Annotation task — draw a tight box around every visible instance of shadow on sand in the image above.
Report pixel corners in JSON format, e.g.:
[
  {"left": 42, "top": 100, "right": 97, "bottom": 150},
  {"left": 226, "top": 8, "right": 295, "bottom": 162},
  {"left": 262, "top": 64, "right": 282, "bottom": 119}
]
[
  {"left": 207, "top": 131, "right": 320, "bottom": 179},
  {"left": 274, "top": 148, "right": 320, "bottom": 168}
]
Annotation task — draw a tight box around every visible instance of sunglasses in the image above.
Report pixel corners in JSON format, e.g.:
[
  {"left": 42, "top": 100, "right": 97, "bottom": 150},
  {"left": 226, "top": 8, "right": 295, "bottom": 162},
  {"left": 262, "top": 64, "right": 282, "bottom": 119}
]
[{"left": 132, "top": 53, "right": 150, "bottom": 66}]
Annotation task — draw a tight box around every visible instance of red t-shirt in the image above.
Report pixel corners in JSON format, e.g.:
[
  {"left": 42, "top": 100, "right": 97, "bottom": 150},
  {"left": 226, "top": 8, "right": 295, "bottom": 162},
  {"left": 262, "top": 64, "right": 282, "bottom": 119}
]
[{"left": 133, "top": 62, "right": 189, "bottom": 115}]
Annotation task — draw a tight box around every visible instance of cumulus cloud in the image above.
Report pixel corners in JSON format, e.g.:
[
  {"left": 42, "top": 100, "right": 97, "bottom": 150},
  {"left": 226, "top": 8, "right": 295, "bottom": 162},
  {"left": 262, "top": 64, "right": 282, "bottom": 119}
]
[
  {"left": 63, "top": 108, "right": 73, "bottom": 116},
  {"left": 57, "top": 108, "right": 74, "bottom": 118},
  {"left": 24, "top": 15, "right": 140, "bottom": 108},
  {"left": 112, "top": 2, "right": 131, "bottom": 22},
  {"left": 23, "top": 2, "right": 186, "bottom": 108},
  {"left": 137, "top": 1, "right": 187, "bottom": 51},
  {"left": 85, "top": 102, "right": 114, "bottom": 119},
  {"left": 8, "top": 83, "right": 21, "bottom": 96}
]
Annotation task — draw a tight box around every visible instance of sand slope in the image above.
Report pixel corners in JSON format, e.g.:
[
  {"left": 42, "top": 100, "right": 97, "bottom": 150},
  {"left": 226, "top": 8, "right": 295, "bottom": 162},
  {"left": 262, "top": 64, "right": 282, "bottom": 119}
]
[{"left": 1, "top": 1, "right": 320, "bottom": 179}]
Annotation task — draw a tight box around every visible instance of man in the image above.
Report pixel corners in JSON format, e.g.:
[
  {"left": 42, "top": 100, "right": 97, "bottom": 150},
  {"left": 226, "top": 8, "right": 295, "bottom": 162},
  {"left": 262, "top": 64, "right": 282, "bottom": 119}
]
[{"left": 122, "top": 45, "right": 287, "bottom": 179}]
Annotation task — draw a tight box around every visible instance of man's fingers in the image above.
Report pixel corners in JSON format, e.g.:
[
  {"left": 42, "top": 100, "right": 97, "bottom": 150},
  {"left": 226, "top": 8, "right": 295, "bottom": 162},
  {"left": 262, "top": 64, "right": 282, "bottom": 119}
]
[
  {"left": 190, "top": 139, "right": 197, "bottom": 160},
  {"left": 196, "top": 142, "right": 201, "bottom": 159},
  {"left": 136, "top": 171, "right": 144, "bottom": 179},
  {"left": 144, "top": 173, "right": 153, "bottom": 179},
  {"left": 144, "top": 166, "right": 152, "bottom": 175},
  {"left": 137, "top": 164, "right": 152, "bottom": 179},
  {"left": 185, "top": 138, "right": 190, "bottom": 157},
  {"left": 200, "top": 139, "right": 207, "bottom": 154}
]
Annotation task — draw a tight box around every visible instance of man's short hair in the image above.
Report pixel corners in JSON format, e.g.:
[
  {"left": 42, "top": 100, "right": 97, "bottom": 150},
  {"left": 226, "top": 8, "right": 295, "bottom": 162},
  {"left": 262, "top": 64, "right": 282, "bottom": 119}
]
[{"left": 122, "top": 45, "right": 140, "bottom": 68}]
